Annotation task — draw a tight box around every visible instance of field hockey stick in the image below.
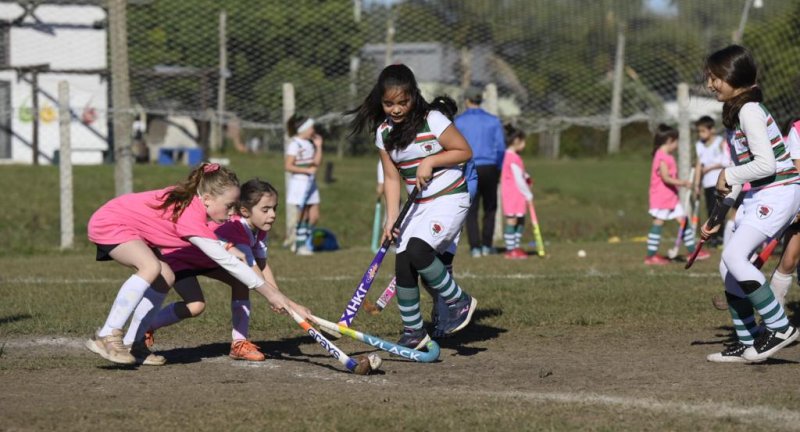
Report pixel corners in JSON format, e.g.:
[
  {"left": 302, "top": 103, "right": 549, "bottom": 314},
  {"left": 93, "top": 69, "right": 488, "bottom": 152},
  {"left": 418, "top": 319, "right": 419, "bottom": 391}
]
[
  {"left": 311, "top": 314, "right": 440, "bottom": 363},
  {"left": 370, "top": 198, "right": 382, "bottom": 253},
  {"left": 286, "top": 307, "right": 381, "bottom": 374},
  {"left": 338, "top": 187, "right": 419, "bottom": 326},
  {"left": 363, "top": 277, "right": 397, "bottom": 315},
  {"left": 668, "top": 167, "right": 695, "bottom": 259},
  {"left": 685, "top": 184, "right": 741, "bottom": 269},
  {"left": 527, "top": 201, "right": 545, "bottom": 256},
  {"left": 751, "top": 237, "right": 780, "bottom": 268}
]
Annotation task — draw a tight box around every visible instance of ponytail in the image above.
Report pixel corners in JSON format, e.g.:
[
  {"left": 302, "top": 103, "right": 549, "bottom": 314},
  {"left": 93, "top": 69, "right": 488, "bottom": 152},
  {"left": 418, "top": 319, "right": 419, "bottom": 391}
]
[{"left": 155, "top": 162, "right": 240, "bottom": 222}]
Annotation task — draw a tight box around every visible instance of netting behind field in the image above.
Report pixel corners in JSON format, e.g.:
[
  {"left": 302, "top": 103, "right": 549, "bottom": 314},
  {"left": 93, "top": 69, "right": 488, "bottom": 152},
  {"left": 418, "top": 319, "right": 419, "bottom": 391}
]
[{"left": 5, "top": 0, "right": 798, "bottom": 163}]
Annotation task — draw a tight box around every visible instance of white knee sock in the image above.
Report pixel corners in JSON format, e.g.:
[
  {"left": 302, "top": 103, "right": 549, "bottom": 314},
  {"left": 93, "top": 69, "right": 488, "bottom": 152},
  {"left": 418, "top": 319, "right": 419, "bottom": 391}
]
[
  {"left": 123, "top": 289, "right": 168, "bottom": 346},
  {"left": 149, "top": 303, "right": 183, "bottom": 331},
  {"left": 231, "top": 300, "right": 251, "bottom": 341},
  {"left": 770, "top": 270, "right": 793, "bottom": 307},
  {"left": 99, "top": 274, "right": 150, "bottom": 337}
]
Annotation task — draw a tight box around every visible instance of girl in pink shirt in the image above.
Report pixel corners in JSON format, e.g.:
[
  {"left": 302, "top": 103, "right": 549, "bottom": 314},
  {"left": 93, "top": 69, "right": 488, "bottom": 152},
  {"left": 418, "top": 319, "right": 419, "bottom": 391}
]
[
  {"left": 646, "top": 124, "right": 707, "bottom": 264},
  {"left": 500, "top": 124, "right": 533, "bottom": 259},
  {"left": 85, "top": 163, "right": 311, "bottom": 366},
  {"left": 138, "top": 179, "right": 299, "bottom": 362}
]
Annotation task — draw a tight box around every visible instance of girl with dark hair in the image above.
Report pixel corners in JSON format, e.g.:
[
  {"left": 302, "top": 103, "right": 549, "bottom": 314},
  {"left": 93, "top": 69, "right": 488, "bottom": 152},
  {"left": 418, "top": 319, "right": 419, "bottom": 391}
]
[
  {"left": 500, "top": 124, "right": 533, "bottom": 259},
  {"left": 701, "top": 45, "right": 800, "bottom": 363},
  {"left": 350, "top": 64, "right": 477, "bottom": 349}
]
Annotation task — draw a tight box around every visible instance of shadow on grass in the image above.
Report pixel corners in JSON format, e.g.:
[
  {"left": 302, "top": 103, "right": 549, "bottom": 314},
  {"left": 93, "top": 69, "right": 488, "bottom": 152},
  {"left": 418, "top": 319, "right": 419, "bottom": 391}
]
[
  {"left": 0, "top": 314, "right": 32, "bottom": 326},
  {"left": 434, "top": 307, "right": 506, "bottom": 357}
]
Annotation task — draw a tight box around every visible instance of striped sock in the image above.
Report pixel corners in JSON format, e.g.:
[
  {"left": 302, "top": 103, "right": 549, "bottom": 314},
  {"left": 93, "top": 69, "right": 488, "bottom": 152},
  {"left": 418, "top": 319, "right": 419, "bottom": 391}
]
[
  {"left": 396, "top": 284, "right": 423, "bottom": 330},
  {"left": 683, "top": 223, "right": 696, "bottom": 253},
  {"left": 748, "top": 282, "right": 790, "bottom": 332},
  {"left": 646, "top": 224, "right": 662, "bottom": 257},
  {"left": 515, "top": 222, "right": 524, "bottom": 249},
  {"left": 503, "top": 224, "right": 516, "bottom": 251},
  {"left": 295, "top": 222, "right": 308, "bottom": 250},
  {"left": 419, "top": 257, "right": 464, "bottom": 303},
  {"left": 727, "top": 293, "right": 758, "bottom": 346}
]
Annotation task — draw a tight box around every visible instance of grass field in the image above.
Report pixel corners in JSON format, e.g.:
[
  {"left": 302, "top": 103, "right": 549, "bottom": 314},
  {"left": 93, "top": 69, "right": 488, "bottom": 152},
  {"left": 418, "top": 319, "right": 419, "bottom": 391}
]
[{"left": 2, "top": 154, "right": 800, "bottom": 431}]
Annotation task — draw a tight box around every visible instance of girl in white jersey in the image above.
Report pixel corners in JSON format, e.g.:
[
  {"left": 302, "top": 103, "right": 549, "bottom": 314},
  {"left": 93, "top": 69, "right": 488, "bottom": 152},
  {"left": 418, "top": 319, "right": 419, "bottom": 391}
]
[
  {"left": 701, "top": 45, "right": 800, "bottom": 363},
  {"left": 285, "top": 114, "right": 323, "bottom": 255},
  {"left": 349, "top": 64, "right": 478, "bottom": 349}
]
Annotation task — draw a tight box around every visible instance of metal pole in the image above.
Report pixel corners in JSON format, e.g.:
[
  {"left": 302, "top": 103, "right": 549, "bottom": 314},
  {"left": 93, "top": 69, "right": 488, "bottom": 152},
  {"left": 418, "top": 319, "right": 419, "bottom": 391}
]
[
  {"left": 59, "top": 81, "right": 74, "bottom": 249},
  {"left": 215, "top": 10, "right": 227, "bottom": 152},
  {"left": 734, "top": 0, "right": 755, "bottom": 43},
  {"left": 282, "top": 83, "right": 297, "bottom": 247},
  {"left": 608, "top": 28, "right": 625, "bottom": 154},
  {"left": 31, "top": 71, "right": 39, "bottom": 165},
  {"left": 677, "top": 83, "right": 691, "bottom": 203},
  {"left": 109, "top": 0, "right": 133, "bottom": 195},
  {"left": 384, "top": 12, "right": 395, "bottom": 67}
]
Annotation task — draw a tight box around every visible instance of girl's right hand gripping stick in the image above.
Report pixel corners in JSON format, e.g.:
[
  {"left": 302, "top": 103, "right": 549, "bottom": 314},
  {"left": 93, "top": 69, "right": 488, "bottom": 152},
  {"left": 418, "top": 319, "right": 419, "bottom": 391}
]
[{"left": 685, "top": 185, "right": 742, "bottom": 269}]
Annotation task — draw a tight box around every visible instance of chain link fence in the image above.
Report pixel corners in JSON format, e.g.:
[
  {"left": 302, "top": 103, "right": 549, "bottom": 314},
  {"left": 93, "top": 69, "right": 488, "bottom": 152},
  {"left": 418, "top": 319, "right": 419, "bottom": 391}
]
[{"left": 1, "top": 0, "right": 798, "bottom": 164}]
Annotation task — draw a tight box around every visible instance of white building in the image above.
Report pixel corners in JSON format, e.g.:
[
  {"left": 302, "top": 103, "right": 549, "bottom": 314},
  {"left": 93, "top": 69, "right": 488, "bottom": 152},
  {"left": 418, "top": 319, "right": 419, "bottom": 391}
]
[{"left": 0, "top": 2, "right": 107, "bottom": 165}]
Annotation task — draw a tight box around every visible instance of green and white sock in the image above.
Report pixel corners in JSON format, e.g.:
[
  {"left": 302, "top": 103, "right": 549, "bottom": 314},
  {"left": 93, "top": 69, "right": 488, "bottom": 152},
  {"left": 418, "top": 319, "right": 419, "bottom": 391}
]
[
  {"left": 503, "top": 224, "right": 516, "bottom": 251},
  {"left": 683, "top": 223, "right": 696, "bottom": 253},
  {"left": 419, "top": 257, "right": 464, "bottom": 304},
  {"left": 647, "top": 224, "right": 662, "bottom": 257},
  {"left": 727, "top": 293, "right": 758, "bottom": 346},
  {"left": 514, "top": 223, "right": 524, "bottom": 250},
  {"left": 396, "top": 284, "right": 423, "bottom": 330},
  {"left": 748, "top": 282, "right": 790, "bottom": 332}
]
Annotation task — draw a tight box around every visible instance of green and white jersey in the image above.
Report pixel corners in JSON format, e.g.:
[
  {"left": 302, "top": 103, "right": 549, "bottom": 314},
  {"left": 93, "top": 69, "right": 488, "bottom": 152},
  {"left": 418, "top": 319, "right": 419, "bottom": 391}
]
[
  {"left": 286, "top": 137, "right": 316, "bottom": 181},
  {"left": 375, "top": 110, "right": 467, "bottom": 202},
  {"left": 727, "top": 103, "right": 799, "bottom": 191}
]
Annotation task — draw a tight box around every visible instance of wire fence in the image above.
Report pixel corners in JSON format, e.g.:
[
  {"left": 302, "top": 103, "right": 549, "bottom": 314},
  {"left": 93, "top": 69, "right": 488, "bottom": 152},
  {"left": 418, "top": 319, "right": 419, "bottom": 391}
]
[{"left": 1, "top": 0, "right": 798, "bottom": 164}]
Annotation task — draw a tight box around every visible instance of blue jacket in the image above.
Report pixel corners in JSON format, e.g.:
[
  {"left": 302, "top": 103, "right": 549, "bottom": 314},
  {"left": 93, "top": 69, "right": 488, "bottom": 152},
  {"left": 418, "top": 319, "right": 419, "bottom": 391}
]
[{"left": 454, "top": 108, "right": 505, "bottom": 169}]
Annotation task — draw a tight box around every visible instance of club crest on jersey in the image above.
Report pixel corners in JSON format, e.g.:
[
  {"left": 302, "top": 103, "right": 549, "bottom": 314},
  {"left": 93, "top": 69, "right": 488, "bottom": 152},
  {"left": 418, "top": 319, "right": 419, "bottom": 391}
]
[
  {"left": 430, "top": 221, "right": 444, "bottom": 237},
  {"left": 420, "top": 142, "right": 435, "bottom": 154},
  {"left": 757, "top": 205, "right": 772, "bottom": 219}
]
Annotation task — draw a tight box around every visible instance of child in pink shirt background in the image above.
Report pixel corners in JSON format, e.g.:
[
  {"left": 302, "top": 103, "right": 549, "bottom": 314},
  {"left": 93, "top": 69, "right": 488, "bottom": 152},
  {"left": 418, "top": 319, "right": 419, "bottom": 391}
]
[
  {"left": 500, "top": 124, "right": 533, "bottom": 260},
  {"left": 646, "top": 124, "right": 709, "bottom": 265}
]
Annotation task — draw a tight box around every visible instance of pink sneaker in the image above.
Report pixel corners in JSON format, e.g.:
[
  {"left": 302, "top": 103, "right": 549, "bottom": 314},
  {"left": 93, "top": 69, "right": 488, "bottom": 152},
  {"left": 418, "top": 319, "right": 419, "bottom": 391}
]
[
  {"left": 694, "top": 249, "right": 712, "bottom": 261},
  {"left": 644, "top": 255, "right": 670, "bottom": 265},
  {"left": 512, "top": 248, "right": 528, "bottom": 259}
]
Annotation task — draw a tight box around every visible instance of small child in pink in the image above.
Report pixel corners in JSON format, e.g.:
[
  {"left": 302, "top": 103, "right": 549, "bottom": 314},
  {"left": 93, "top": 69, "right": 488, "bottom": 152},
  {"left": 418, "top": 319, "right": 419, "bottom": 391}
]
[
  {"left": 646, "top": 124, "right": 709, "bottom": 265},
  {"left": 85, "top": 163, "right": 312, "bottom": 366},
  {"left": 500, "top": 124, "right": 533, "bottom": 259},
  {"left": 136, "top": 179, "right": 299, "bottom": 362}
]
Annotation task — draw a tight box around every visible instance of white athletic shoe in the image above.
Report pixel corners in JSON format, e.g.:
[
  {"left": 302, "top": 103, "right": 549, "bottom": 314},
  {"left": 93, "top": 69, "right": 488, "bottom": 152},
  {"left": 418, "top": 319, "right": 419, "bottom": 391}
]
[
  {"left": 706, "top": 342, "right": 760, "bottom": 363},
  {"left": 742, "top": 326, "right": 798, "bottom": 362}
]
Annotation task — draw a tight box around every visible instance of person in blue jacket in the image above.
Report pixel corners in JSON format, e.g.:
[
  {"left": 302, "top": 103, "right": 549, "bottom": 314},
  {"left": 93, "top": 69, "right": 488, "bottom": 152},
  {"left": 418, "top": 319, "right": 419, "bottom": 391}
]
[{"left": 454, "top": 87, "right": 506, "bottom": 257}]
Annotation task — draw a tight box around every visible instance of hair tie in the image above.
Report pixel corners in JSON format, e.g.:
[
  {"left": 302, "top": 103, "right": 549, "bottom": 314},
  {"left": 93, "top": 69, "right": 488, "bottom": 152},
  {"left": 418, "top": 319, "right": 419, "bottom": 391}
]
[
  {"left": 297, "top": 118, "right": 315, "bottom": 133},
  {"left": 203, "top": 163, "right": 220, "bottom": 174}
]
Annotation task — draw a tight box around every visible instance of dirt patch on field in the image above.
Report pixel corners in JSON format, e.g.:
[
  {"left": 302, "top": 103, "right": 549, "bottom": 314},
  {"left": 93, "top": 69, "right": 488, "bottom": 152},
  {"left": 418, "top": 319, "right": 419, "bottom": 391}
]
[{"left": 3, "top": 313, "right": 800, "bottom": 431}]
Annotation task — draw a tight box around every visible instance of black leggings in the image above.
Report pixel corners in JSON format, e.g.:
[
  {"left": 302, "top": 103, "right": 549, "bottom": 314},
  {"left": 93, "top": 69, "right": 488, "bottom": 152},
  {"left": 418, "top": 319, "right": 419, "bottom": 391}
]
[{"left": 395, "top": 237, "right": 453, "bottom": 288}]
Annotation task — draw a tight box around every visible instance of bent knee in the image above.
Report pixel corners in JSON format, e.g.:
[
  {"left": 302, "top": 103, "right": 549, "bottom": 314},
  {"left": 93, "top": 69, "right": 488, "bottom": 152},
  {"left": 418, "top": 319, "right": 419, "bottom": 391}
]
[{"left": 185, "top": 301, "right": 206, "bottom": 317}]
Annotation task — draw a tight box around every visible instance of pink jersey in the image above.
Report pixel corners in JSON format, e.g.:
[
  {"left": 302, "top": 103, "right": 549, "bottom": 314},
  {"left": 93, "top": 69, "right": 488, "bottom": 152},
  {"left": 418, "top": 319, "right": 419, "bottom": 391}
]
[
  {"left": 88, "top": 188, "right": 216, "bottom": 248},
  {"left": 161, "top": 215, "right": 268, "bottom": 272},
  {"left": 501, "top": 150, "right": 531, "bottom": 216},
  {"left": 649, "top": 149, "right": 679, "bottom": 209}
]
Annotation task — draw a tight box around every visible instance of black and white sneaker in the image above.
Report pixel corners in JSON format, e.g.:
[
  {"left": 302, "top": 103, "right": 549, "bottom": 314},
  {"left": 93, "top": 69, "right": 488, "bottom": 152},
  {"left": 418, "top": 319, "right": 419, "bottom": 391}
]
[
  {"left": 706, "top": 342, "right": 759, "bottom": 363},
  {"left": 397, "top": 328, "right": 430, "bottom": 350},
  {"left": 742, "top": 326, "right": 798, "bottom": 362}
]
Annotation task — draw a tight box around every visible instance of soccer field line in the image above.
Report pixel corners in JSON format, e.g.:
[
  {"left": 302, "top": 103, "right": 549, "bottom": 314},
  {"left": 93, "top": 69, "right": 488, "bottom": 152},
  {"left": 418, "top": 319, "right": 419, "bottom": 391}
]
[
  {"left": 1, "top": 271, "right": 722, "bottom": 285},
  {"left": 484, "top": 390, "right": 800, "bottom": 428}
]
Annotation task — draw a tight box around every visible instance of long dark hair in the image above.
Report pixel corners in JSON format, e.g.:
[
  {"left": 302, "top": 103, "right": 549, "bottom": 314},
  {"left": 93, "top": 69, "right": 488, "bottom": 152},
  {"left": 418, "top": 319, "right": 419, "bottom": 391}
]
[
  {"left": 348, "top": 64, "right": 429, "bottom": 152},
  {"left": 652, "top": 124, "right": 678, "bottom": 156},
  {"left": 504, "top": 124, "right": 526, "bottom": 147},
  {"left": 704, "top": 45, "right": 762, "bottom": 129},
  {"left": 429, "top": 95, "right": 458, "bottom": 121}
]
